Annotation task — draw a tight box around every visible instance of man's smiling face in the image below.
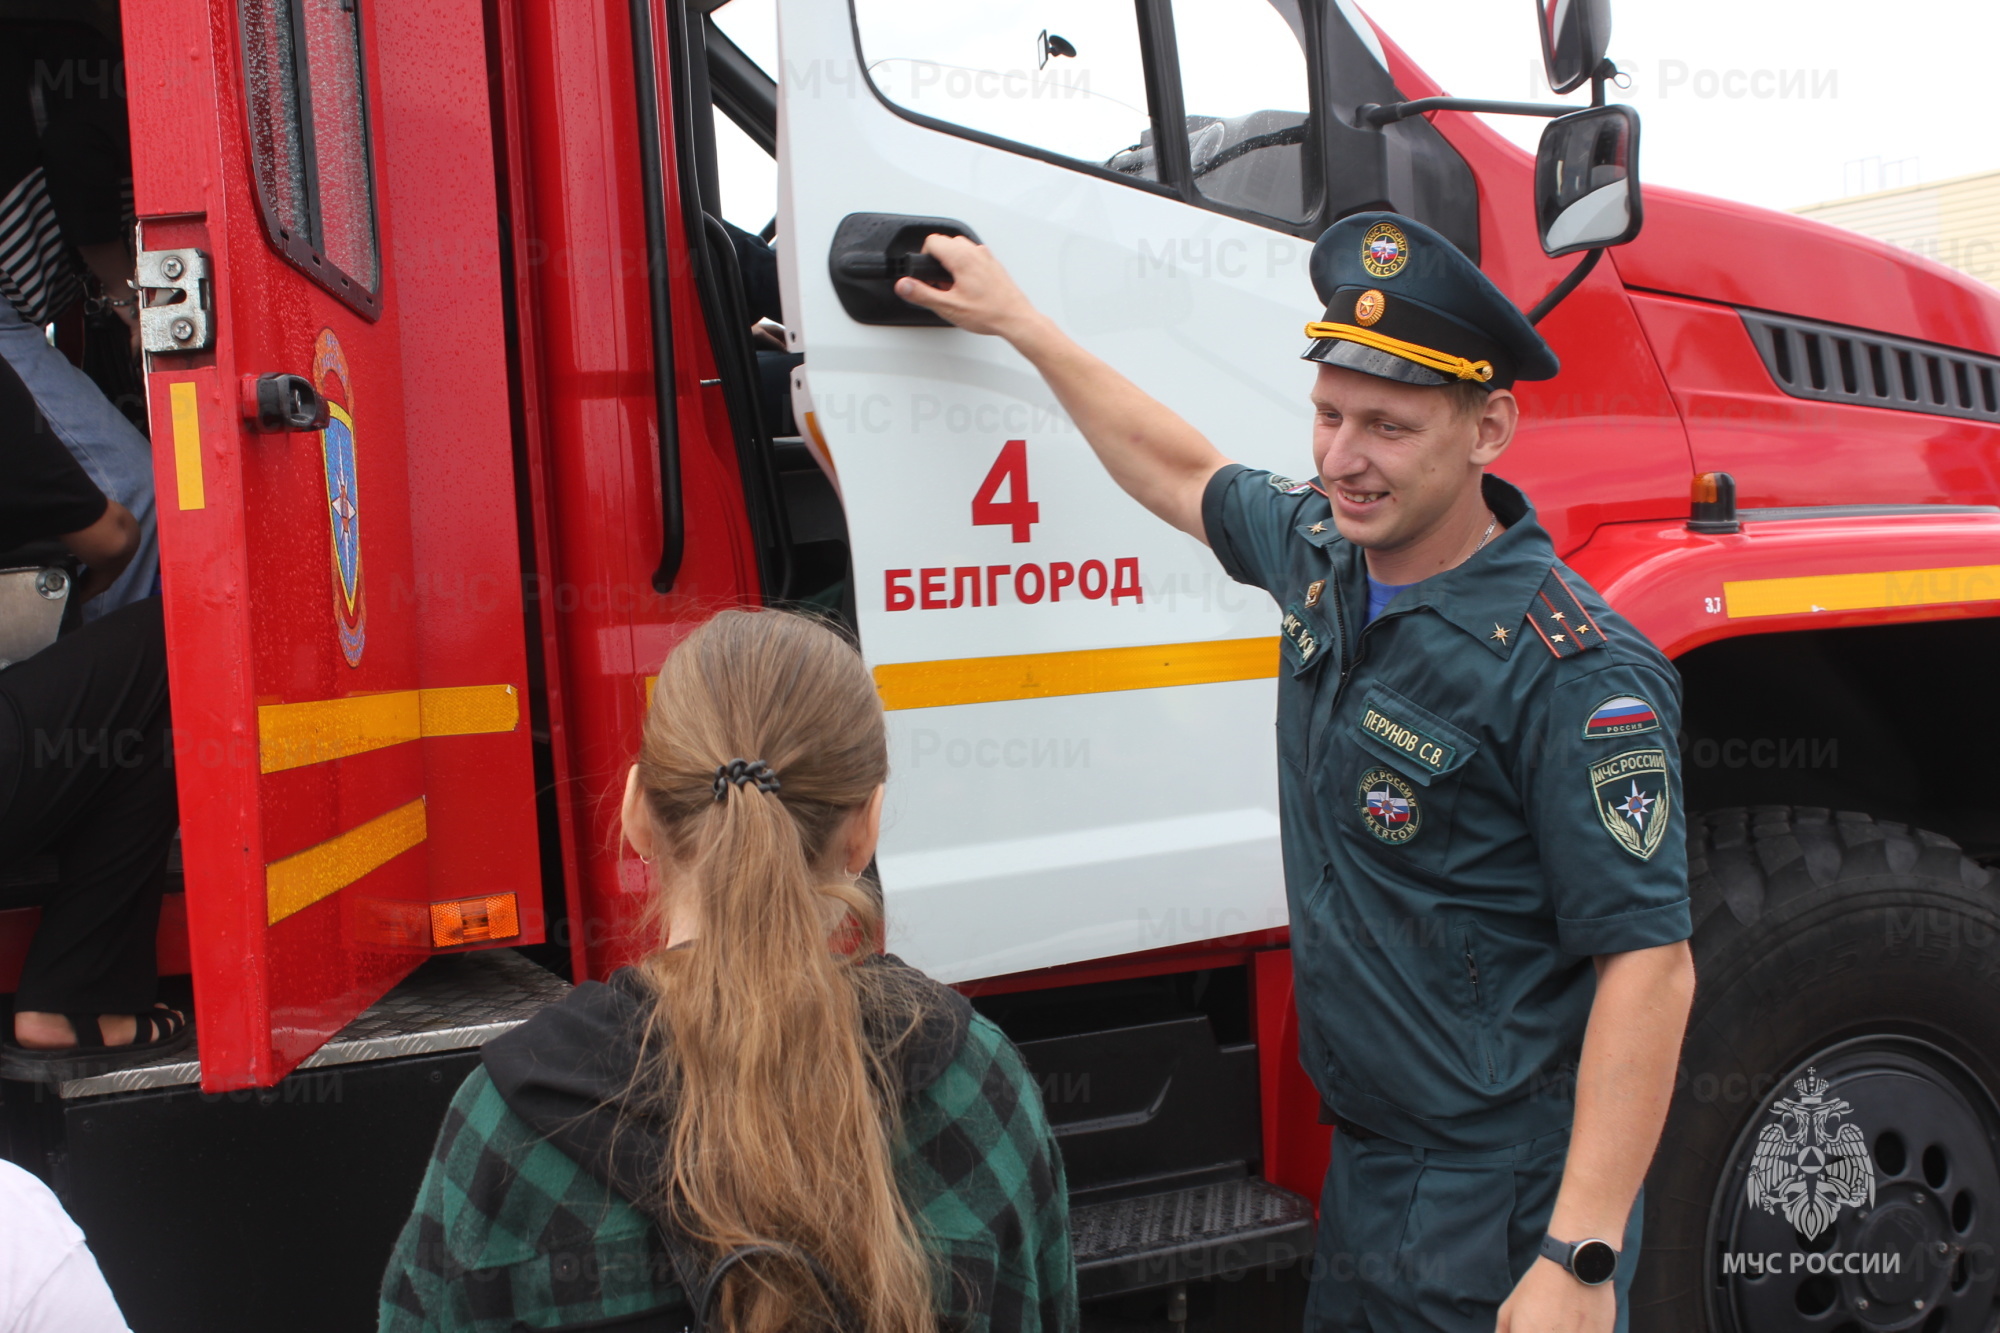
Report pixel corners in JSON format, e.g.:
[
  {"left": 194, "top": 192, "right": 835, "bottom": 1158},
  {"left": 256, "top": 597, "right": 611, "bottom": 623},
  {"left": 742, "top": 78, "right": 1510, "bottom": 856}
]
[{"left": 1308, "top": 363, "right": 1516, "bottom": 555}]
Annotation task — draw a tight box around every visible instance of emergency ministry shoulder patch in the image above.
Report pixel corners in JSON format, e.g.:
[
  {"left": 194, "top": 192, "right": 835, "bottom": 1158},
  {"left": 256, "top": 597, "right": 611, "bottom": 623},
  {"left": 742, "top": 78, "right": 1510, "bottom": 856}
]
[
  {"left": 1357, "top": 767, "right": 1421, "bottom": 844},
  {"left": 1583, "top": 695, "right": 1660, "bottom": 740},
  {"left": 1591, "top": 748, "right": 1671, "bottom": 860},
  {"left": 1267, "top": 474, "right": 1318, "bottom": 495}
]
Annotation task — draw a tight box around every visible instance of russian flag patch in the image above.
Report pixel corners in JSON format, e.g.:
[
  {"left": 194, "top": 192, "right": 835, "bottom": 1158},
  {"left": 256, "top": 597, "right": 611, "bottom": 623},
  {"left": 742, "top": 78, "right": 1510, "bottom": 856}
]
[{"left": 1583, "top": 695, "right": 1659, "bottom": 739}]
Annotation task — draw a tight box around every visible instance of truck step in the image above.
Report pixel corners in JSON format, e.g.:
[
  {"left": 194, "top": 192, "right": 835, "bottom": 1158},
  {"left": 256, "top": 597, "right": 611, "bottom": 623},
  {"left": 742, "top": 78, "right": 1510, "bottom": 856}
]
[
  {"left": 57, "top": 948, "right": 570, "bottom": 1099},
  {"left": 1071, "top": 1175, "right": 1316, "bottom": 1300}
]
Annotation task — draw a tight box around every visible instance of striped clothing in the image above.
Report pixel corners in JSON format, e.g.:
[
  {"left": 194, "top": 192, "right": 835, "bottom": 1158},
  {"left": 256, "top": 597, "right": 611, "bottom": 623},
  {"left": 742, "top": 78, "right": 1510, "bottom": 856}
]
[{"left": 0, "top": 167, "right": 82, "bottom": 327}]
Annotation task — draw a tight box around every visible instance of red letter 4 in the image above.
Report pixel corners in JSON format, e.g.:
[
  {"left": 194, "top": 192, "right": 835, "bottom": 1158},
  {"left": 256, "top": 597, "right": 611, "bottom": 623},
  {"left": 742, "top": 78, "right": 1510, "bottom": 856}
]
[{"left": 971, "top": 439, "right": 1040, "bottom": 543}]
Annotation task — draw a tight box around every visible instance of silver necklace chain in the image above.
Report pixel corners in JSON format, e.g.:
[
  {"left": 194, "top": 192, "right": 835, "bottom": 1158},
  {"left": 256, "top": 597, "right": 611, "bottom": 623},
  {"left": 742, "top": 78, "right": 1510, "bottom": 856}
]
[{"left": 1472, "top": 511, "right": 1498, "bottom": 554}]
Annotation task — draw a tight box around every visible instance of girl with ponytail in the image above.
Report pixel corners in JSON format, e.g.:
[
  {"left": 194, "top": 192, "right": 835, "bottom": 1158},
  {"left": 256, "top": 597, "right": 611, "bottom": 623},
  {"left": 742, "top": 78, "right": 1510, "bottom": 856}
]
[{"left": 381, "top": 610, "right": 1078, "bottom": 1332}]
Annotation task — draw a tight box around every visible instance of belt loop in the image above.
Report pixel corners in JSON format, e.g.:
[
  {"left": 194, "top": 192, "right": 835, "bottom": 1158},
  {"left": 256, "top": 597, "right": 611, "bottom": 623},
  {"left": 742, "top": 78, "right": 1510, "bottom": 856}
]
[{"left": 1411, "top": 1146, "right": 1428, "bottom": 1163}]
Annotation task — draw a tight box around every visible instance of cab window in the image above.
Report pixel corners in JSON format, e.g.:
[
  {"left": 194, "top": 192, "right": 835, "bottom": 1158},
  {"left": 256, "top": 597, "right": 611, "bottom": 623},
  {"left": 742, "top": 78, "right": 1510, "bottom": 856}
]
[
  {"left": 850, "top": 0, "right": 1159, "bottom": 183},
  {"left": 848, "top": 0, "right": 1320, "bottom": 232},
  {"left": 237, "top": 0, "right": 382, "bottom": 315},
  {"left": 1173, "top": 0, "right": 1317, "bottom": 223}
]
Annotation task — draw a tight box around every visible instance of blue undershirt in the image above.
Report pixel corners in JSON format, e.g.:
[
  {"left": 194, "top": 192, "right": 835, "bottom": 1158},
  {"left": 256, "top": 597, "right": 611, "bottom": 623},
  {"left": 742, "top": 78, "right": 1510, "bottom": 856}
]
[{"left": 1366, "top": 575, "right": 1416, "bottom": 623}]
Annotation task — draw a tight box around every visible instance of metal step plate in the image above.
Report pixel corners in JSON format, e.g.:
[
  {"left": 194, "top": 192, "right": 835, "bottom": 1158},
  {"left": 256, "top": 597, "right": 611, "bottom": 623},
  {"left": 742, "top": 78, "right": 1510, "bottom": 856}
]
[
  {"left": 1072, "top": 1175, "right": 1317, "bottom": 1300},
  {"left": 58, "top": 949, "right": 569, "bottom": 1099}
]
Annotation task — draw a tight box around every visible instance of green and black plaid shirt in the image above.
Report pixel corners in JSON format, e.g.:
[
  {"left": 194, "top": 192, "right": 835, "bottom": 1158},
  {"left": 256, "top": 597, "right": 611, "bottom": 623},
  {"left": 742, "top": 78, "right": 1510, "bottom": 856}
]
[{"left": 379, "top": 1010, "right": 1077, "bottom": 1332}]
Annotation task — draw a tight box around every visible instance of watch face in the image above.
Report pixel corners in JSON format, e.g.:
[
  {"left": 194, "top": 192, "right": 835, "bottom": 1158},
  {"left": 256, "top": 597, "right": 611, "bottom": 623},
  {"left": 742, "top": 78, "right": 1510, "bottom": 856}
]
[{"left": 1572, "top": 1239, "right": 1619, "bottom": 1285}]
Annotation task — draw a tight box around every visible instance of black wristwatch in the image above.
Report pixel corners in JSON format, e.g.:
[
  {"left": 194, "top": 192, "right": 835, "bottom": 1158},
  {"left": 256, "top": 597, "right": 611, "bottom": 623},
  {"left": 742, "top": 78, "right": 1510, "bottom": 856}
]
[{"left": 1540, "top": 1234, "right": 1619, "bottom": 1286}]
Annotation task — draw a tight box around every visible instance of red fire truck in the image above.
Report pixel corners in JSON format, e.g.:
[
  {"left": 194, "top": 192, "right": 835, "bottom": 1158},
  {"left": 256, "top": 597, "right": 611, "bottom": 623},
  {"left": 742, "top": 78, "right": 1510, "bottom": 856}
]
[{"left": 4, "top": 0, "right": 1997, "bottom": 1329}]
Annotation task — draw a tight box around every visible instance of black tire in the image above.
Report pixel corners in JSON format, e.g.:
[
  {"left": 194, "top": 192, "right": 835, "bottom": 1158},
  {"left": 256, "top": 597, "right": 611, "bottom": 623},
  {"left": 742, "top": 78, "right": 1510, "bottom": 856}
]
[{"left": 1634, "top": 806, "right": 2000, "bottom": 1333}]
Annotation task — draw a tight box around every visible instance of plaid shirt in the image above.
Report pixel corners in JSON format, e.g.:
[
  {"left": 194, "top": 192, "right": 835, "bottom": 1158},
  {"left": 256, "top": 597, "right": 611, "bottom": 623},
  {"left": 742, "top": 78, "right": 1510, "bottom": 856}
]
[{"left": 379, "top": 1012, "right": 1078, "bottom": 1332}]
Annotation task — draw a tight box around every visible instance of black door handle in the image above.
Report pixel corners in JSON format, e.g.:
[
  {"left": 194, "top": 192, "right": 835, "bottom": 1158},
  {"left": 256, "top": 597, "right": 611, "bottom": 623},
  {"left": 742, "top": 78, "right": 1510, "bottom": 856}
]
[
  {"left": 834, "top": 252, "right": 953, "bottom": 284},
  {"left": 827, "top": 212, "right": 979, "bottom": 325},
  {"left": 240, "top": 373, "right": 331, "bottom": 432}
]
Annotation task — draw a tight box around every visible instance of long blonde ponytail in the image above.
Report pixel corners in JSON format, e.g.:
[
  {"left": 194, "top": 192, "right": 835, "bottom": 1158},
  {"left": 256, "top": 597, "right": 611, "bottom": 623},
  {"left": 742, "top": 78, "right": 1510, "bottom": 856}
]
[{"left": 628, "top": 609, "right": 936, "bottom": 1332}]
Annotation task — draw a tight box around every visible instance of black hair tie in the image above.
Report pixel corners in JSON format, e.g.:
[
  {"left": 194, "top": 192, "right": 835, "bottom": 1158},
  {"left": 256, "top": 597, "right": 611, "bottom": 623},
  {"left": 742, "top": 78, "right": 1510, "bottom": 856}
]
[{"left": 712, "top": 759, "right": 781, "bottom": 799}]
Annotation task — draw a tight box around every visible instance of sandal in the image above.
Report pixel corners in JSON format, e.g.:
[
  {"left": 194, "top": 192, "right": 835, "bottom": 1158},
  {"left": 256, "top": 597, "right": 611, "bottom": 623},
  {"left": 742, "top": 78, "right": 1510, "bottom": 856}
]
[{"left": 0, "top": 1004, "right": 194, "bottom": 1084}]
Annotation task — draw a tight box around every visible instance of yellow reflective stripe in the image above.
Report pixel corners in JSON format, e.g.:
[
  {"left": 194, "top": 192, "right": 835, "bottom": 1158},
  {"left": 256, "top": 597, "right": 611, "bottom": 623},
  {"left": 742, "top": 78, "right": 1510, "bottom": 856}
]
[
  {"left": 266, "top": 797, "right": 427, "bottom": 924},
  {"left": 169, "top": 381, "right": 205, "bottom": 510},
  {"left": 874, "top": 637, "right": 1279, "bottom": 711},
  {"left": 258, "top": 684, "right": 519, "bottom": 773},
  {"left": 1303, "top": 321, "right": 1494, "bottom": 383},
  {"left": 1724, "top": 565, "right": 2000, "bottom": 618},
  {"left": 419, "top": 683, "right": 521, "bottom": 737}
]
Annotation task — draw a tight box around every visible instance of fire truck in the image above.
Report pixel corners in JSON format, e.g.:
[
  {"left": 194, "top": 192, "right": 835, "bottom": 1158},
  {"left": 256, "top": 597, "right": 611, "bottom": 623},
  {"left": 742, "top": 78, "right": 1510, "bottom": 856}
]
[{"left": 3, "top": 0, "right": 1997, "bottom": 1329}]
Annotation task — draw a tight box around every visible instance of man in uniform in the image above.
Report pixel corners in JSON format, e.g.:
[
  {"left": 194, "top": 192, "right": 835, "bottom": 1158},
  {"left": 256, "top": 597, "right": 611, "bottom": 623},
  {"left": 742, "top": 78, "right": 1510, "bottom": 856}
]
[{"left": 895, "top": 213, "right": 1696, "bottom": 1333}]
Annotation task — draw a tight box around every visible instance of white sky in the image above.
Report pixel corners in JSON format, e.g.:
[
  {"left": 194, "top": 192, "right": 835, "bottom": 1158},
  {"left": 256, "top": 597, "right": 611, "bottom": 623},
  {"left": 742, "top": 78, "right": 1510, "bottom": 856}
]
[{"left": 710, "top": 0, "right": 2000, "bottom": 228}]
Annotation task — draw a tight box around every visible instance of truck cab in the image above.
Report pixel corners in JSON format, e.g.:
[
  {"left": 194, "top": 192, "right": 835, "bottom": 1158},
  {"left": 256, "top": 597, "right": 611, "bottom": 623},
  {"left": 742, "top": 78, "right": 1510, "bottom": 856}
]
[{"left": 4, "top": 1, "right": 1999, "bottom": 1329}]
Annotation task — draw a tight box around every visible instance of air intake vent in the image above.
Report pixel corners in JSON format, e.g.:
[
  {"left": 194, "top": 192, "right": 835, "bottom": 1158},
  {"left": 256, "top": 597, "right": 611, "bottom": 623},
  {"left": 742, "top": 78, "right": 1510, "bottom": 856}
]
[{"left": 1741, "top": 311, "right": 2000, "bottom": 425}]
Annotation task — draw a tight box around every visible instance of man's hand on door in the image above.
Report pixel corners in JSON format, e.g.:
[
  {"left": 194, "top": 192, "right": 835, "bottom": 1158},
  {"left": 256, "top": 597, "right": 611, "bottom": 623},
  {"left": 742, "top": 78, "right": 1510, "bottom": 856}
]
[{"left": 893, "top": 234, "right": 1046, "bottom": 342}]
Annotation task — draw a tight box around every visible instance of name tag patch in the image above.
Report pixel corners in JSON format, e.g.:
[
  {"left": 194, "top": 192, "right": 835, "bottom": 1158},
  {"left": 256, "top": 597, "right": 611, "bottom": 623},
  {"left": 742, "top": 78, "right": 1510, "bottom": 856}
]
[
  {"left": 1359, "top": 705, "right": 1457, "bottom": 775},
  {"left": 1357, "top": 767, "right": 1422, "bottom": 844},
  {"left": 1583, "top": 694, "right": 1660, "bottom": 740},
  {"left": 1281, "top": 605, "right": 1321, "bottom": 667},
  {"left": 1590, "top": 748, "right": 1671, "bottom": 860}
]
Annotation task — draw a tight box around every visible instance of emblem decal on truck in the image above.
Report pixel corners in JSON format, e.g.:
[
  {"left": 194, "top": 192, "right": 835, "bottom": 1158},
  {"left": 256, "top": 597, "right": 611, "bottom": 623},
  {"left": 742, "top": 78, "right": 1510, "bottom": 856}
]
[
  {"left": 1745, "top": 1068, "right": 1876, "bottom": 1240},
  {"left": 1590, "top": 748, "right": 1670, "bottom": 859},
  {"left": 314, "top": 328, "right": 367, "bottom": 667},
  {"left": 1357, "top": 767, "right": 1421, "bottom": 843},
  {"left": 1361, "top": 222, "right": 1409, "bottom": 278}
]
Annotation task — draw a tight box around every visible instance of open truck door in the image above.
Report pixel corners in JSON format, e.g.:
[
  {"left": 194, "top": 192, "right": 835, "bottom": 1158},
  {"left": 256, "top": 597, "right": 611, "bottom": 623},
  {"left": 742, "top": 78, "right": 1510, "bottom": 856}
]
[
  {"left": 774, "top": 0, "right": 1347, "bottom": 979},
  {"left": 125, "top": 0, "right": 539, "bottom": 1089}
]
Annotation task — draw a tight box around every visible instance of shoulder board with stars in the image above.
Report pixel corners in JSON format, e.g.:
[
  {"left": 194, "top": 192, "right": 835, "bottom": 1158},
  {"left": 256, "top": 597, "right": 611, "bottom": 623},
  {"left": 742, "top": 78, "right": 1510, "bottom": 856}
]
[{"left": 1525, "top": 565, "right": 1608, "bottom": 659}]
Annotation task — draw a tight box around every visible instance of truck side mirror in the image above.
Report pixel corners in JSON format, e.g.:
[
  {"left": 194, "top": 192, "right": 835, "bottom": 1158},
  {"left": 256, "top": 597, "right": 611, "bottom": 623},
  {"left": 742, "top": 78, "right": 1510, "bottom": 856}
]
[
  {"left": 1535, "top": 105, "right": 1642, "bottom": 257},
  {"left": 1538, "top": 0, "right": 1612, "bottom": 95}
]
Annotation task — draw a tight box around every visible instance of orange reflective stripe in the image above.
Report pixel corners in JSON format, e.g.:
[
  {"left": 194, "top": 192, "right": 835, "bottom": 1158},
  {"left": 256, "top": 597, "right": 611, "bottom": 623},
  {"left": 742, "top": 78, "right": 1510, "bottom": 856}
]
[
  {"left": 257, "top": 684, "right": 518, "bottom": 773},
  {"left": 873, "top": 637, "right": 1279, "bottom": 711},
  {"left": 265, "top": 797, "right": 427, "bottom": 924}
]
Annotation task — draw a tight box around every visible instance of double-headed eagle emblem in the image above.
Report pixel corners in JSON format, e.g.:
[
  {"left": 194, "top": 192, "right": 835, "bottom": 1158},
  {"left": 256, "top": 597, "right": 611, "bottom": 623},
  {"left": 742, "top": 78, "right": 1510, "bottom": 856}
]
[{"left": 1745, "top": 1068, "right": 1876, "bottom": 1240}]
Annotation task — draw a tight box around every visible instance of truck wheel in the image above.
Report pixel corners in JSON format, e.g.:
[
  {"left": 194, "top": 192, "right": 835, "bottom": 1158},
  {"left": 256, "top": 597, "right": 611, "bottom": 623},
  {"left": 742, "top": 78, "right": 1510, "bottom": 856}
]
[{"left": 1634, "top": 807, "right": 2000, "bottom": 1333}]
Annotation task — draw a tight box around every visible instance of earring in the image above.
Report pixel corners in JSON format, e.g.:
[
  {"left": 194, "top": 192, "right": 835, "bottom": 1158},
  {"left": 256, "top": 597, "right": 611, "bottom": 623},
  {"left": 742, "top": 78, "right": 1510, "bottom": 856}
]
[{"left": 639, "top": 853, "right": 655, "bottom": 866}]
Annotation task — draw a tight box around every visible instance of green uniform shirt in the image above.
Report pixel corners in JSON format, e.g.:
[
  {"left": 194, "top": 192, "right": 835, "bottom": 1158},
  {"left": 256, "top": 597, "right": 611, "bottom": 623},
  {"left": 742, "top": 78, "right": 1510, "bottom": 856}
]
[{"left": 1204, "top": 466, "right": 1692, "bottom": 1151}]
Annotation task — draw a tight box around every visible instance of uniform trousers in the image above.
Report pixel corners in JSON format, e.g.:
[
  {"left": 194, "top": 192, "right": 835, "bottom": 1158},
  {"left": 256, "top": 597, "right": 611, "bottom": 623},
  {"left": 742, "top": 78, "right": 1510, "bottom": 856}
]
[
  {"left": 0, "top": 597, "right": 174, "bottom": 1015},
  {"left": 1304, "top": 1125, "right": 1642, "bottom": 1333}
]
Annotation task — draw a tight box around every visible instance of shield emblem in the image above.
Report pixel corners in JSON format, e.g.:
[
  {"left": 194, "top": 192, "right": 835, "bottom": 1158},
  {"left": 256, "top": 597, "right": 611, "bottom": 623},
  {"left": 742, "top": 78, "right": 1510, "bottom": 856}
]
[
  {"left": 314, "top": 329, "right": 367, "bottom": 666},
  {"left": 1590, "top": 748, "right": 1670, "bottom": 860}
]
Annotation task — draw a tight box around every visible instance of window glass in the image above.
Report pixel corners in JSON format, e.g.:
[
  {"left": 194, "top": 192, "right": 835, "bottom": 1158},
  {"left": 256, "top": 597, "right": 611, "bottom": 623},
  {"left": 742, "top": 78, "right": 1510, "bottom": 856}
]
[
  {"left": 239, "top": 0, "right": 381, "bottom": 304},
  {"left": 851, "top": 0, "right": 1157, "bottom": 181},
  {"left": 716, "top": 110, "right": 777, "bottom": 234},
  {"left": 710, "top": 0, "right": 777, "bottom": 78},
  {"left": 1172, "top": 0, "right": 1315, "bottom": 221}
]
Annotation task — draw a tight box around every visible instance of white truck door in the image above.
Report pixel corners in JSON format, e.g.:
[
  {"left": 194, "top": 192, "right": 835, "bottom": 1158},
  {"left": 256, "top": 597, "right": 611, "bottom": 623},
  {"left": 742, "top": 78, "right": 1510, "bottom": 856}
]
[{"left": 776, "top": 0, "right": 1327, "bottom": 981}]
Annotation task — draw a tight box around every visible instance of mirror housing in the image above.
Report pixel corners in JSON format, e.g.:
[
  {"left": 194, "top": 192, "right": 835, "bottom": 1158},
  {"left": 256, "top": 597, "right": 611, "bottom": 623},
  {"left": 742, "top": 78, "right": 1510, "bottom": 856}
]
[
  {"left": 1535, "top": 105, "right": 1642, "bottom": 257},
  {"left": 1538, "top": 0, "right": 1612, "bottom": 96}
]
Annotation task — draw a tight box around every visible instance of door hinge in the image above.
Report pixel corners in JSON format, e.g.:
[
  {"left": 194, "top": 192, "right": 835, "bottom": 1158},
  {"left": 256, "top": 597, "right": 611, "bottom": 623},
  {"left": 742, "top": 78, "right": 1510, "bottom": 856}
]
[{"left": 136, "top": 247, "right": 214, "bottom": 353}]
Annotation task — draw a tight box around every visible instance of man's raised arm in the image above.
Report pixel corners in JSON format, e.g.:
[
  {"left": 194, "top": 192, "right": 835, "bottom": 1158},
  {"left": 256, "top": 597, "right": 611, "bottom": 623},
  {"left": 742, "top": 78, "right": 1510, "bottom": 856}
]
[{"left": 894, "top": 234, "right": 1231, "bottom": 543}]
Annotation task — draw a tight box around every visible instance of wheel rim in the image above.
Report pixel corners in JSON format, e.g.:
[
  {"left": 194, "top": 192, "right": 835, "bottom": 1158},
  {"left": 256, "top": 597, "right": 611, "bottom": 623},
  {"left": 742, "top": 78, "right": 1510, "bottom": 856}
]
[{"left": 1708, "top": 1037, "right": 2000, "bottom": 1333}]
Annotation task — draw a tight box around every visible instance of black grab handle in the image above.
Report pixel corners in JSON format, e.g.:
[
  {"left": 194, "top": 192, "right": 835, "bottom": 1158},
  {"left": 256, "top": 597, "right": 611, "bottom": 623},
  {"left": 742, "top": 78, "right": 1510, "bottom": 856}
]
[{"left": 826, "top": 212, "right": 979, "bottom": 326}]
